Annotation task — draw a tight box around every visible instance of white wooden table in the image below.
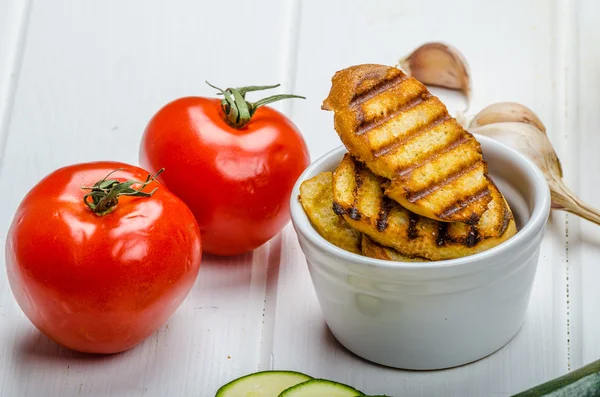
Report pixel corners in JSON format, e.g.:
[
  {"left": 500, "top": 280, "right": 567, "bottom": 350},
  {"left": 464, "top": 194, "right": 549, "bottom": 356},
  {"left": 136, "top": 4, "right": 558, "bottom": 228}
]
[{"left": 1, "top": 1, "right": 598, "bottom": 396}]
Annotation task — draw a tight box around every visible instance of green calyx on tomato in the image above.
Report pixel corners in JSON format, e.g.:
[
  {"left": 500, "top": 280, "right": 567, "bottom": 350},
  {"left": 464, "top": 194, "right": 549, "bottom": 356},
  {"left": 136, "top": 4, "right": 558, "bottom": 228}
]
[
  {"left": 205, "top": 81, "right": 305, "bottom": 129},
  {"left": 81, "top": 168, "right": 165, "bottom": 216},
  {"left": 139, "top": 86, "right": 310, "bottom": 256},
  {"left": 140, "top": 82, "right": 310, "bottom": 256}
]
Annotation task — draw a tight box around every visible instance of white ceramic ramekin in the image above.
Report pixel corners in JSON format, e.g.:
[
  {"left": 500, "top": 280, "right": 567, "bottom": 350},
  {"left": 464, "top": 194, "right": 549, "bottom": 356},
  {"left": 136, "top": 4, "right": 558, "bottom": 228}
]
[{"left": 290, "top": 135, "right": 551, "bottom": 370}]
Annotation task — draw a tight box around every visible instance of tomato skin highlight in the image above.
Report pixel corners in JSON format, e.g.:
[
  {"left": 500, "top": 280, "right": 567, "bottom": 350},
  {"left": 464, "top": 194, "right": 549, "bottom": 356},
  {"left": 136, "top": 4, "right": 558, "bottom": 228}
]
[
  {"left": 5, "top": 162, "right": 202, "bottom": 354},
  {"left": 139, "top": 97, "right": 310, "bottom": 256}
]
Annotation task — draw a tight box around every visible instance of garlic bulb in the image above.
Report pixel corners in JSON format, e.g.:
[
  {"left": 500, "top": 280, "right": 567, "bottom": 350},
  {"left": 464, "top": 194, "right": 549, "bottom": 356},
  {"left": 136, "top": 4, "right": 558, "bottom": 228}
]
[
  {"left": 469, "top": 121, "right": 600, "bottom": 226},
  {"left": 398, "top": 42, "right": 471, "bottom": 110},
  {"left": 398, "top": 42, "right": 599, "bottom": 226}
]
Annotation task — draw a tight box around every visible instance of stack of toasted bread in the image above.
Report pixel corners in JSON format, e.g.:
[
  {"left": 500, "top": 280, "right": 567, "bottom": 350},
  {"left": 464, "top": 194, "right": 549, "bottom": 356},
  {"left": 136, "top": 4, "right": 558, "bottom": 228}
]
[{"left": 299, "top": 64, "right": 516, "bottom": 261}]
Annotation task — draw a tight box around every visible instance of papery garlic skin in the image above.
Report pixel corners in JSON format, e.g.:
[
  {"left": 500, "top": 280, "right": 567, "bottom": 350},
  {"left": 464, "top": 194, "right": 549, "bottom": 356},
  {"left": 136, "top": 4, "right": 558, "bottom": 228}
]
[
  {"left": 469, "top": 122, "right": 560, "bottom": 176},
  {"left": 471, "top": 122, "right": 600, "bottom": 226},
  {"left": 399, "top": 42, "right": 471, "bottom": 110},
  {"left": 398, "top": 39, "right": 599, "bottom": 226},
  {"left": 469, "top": 102, "right": 546, "bottom": 133}
]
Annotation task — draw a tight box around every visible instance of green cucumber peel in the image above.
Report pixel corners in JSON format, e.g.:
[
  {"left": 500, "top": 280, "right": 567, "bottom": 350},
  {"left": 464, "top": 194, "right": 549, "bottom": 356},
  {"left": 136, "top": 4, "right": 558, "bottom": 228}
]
[
  {"left": 278, "top": 378, "right": 365, "bottom": 397},
  {"left": 216, "top": 370, "right": 312, "bottom": 397},
  {"left": 511, "top": 359, "right": 600, "bottom": 396}
]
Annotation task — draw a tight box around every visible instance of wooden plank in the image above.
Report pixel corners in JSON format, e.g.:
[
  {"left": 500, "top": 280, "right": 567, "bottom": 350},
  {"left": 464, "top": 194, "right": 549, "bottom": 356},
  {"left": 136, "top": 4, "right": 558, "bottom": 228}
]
[
  {"left": 272, "top": 0, "right": 568, "bottom": 395},
  {"left": 2, "top": 0, "right": 592, "bottom": 395},
  {"left": 0, "top": 0, "right": 30, "bottom": 168},
  {"left": 0, "top": 1, "right": 289, "bottom": 396},
  {"left": 575, "top": 0, "right": 600, "bottom": 368},
  {"left": 546, "top": 0, "right": 580, "bottom": 374}
]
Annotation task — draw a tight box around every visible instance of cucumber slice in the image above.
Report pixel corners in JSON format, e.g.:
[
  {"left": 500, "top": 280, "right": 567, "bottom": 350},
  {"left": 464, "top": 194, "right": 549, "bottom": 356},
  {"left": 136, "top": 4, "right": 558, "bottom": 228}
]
[
  {"left": 216, "top": 371, "right": 312, "bottom": 397},
  {"left": 279, "top": 379, "right": 364, "bottom": 397},
  {"left": 511, "top": 359, "right": 600, "bottom": 396}
]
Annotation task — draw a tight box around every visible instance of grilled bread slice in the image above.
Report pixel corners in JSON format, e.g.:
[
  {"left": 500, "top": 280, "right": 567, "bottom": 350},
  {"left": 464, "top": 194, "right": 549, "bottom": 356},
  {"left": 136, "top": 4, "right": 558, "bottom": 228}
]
[
  {"left": 299, "top": 172, "right": 362, "bottom": 254},
  {"left": 332, "top": 154, "right": 516, "bottom": 261},
  {"left": 361, "top": 234, "right": 426, "bottom": 262},
  {"left": 299, "top": 171, "right": 422, "bottom": 262},
  {"left": 322, "top": 64, "right": 492, "bottom": 224}
]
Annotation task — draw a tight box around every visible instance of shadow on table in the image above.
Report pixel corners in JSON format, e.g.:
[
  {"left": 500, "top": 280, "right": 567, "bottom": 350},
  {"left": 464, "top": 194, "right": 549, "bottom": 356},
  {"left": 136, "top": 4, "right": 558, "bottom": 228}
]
[
  {"left": 9, "top": 321, "right": 183, "bottom": 397},
  {"left": 190, "top": 234, "right": 282, "bottom": 292},
  {"left": 14, "top": 331, "right": 120, "bottom": 362}
]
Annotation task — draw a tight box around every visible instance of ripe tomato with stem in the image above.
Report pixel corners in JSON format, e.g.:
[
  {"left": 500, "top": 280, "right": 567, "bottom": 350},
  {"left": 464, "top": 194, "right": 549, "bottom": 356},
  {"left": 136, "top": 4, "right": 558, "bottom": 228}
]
[
  {"left": 5, "top": 163, "right": 202, "bottom": 353},
  {"left": 139, "top": 83, "right": 310, "bottom": 256}
]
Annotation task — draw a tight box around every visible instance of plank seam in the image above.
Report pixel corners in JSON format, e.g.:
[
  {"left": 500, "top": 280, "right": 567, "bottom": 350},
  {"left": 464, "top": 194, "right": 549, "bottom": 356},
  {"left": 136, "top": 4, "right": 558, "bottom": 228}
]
[
  {"left": 556, "top": 0, "right": 581, "bottom": 374},
  {"left": 257, "top": 0, "right": 301, "bottom": 370},
  {"left": 0, "top": 0, "right": 32, "bottom": 171},
  {"left": 565, "top": 213, "right": 571, "bottom": 371},
  {"left": 278, "top": 0, "right": 302, "bottom": 118},
  {"left": 248, "top": 243, "right": 271, "bottom": 371},
  {"left": 258, "top": 233, "right": 283, "bottom": 370}
]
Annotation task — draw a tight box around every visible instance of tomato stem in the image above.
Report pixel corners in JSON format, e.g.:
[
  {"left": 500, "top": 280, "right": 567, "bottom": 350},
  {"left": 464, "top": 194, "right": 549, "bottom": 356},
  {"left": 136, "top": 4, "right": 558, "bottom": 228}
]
[
  {"left": 81, "top": 169, "right": 164, "bottom": 216},
  {"left": 206, "top": 81, "right": 305, "bottom": 129}
]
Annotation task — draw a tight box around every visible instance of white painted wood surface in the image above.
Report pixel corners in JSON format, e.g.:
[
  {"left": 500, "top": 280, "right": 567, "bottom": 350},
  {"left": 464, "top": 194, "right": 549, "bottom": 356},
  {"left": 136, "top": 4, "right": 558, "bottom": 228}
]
[
  {"left": 576, "top": 0, "right": 600, "bottom": 369},
  {"left": 0, "top": 0, "right": 596, "bottom": 396}
]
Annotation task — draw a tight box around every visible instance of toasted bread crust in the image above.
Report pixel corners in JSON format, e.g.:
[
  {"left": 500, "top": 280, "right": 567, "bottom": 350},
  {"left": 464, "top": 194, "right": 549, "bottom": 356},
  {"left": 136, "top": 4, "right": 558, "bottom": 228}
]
[
  {"left": 300, "top": 172, "right": 425, "bottom": 262},
  {"left": 323, "top": 64, "right": 492, "bottom": 223},
  {"left": 360, "top": 234, "right": 426, "bottom": 262},
  {"left": 299, "top": 172, "right": 362, "bottom": 254},
  {"left": 332, "top": 154, "right": 516, "bottom": 261}
]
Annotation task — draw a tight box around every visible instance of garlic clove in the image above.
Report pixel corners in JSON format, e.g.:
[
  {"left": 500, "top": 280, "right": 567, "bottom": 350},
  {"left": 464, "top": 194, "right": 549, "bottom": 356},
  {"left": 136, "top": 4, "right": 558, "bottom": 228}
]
[
  {"left": 399, "top": 42, "right": 471, "bottom": 110},
  {"left": 469, "top": 122, "right": 561, "bottom": 178},
  {"left": 469, "top": 102, "right": 546, "bottom": 133},
  {"left": 471, "top": 122, "right": 600, "bottom": 226}
]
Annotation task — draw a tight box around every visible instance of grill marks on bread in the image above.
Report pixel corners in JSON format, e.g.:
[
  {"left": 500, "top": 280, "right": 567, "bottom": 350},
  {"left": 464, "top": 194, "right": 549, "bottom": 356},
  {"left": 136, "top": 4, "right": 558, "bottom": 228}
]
[
  {"left": 332, "top": 154, "right": 516, "bottom": 261},
  {"left": 299, "top": 171, "right": 422, "bottom": 261},
  {"left": 322, "top": 64, "right": 493, "bottom": 223}
]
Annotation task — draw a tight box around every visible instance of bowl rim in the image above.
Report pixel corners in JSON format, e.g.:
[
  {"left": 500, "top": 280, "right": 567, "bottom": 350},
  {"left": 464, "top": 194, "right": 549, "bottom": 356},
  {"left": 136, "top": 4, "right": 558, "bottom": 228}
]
[{"left": 289, "top": 134, "right": 551, "bottom": 270}]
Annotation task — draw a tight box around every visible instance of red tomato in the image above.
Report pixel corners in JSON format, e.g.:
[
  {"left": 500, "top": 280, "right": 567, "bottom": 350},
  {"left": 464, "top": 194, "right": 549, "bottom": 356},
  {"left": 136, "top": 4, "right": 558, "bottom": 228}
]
[
  {"left": 5, "top": 162, "right": 201, "bottom": 354},
  {"left": 139, "top": 85, "right": 310, "bottom": 256}
]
